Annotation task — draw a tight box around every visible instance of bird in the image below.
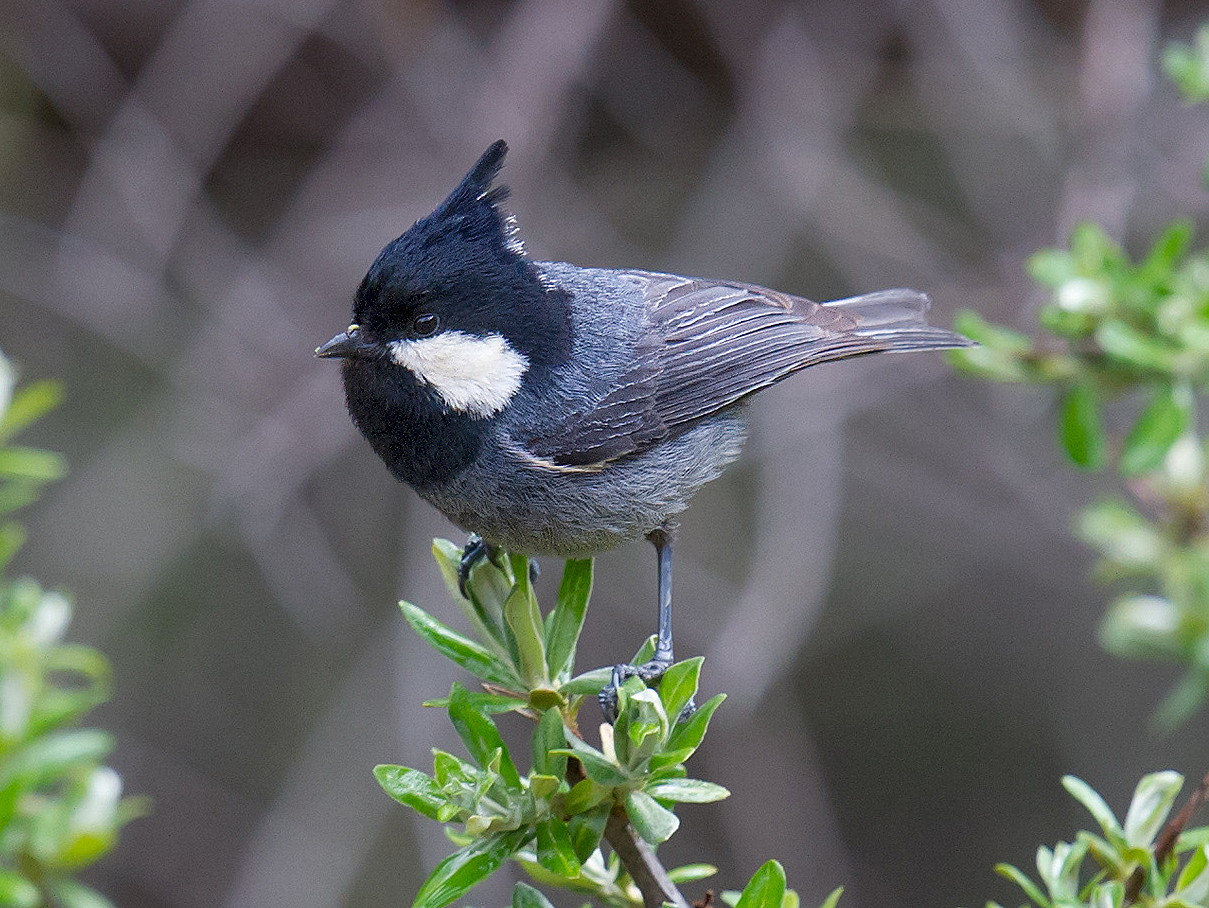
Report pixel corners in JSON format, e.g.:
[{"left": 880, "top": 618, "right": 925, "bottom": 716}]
[{"left": 316, "top": 140, "right": 971, "bottom": 719}]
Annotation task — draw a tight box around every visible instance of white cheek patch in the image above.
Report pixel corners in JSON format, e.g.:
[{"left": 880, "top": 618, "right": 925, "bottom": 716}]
[{"left": 387, "top": 331, "right": 529, "bottom": 417}]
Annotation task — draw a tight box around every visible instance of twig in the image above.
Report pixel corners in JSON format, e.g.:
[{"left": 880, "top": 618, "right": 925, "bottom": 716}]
[
  {"left": 604, "top": 806, "right": 690, "bottom": 908},
  {"left": 1124, "top": 766, "right": 1209, "bottom": 904},
  {"left": 566, "top": 758, "right": 689, "bottom": 908}
]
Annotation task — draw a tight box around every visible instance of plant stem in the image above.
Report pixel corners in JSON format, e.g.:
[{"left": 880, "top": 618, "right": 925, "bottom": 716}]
[
  {"left": 1124, "top": 765, "right": 1209, "bottom": 904},
  {"left": 565, "top": 757, "right": 688, "bottom": 908},
  {"left": 604, "top": 805, "right": 690, "bottom": 908}
]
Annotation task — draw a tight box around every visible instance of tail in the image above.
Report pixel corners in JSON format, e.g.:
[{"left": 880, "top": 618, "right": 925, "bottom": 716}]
[{"left": 819, "top": 288, "right": 973, "bottom": 355}]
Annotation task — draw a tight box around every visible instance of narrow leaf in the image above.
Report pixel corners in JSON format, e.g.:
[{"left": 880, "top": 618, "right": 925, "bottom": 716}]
[
  {"left": 566, "top": 802, "right": 611, "bottom": 861},
  {"left": 46, "top": 880, "right": 115, "bottom": 908},
  {"left": 0, "top": 379, "right": 63, "bottom": 440},
  {"left": 413, "top": 829, "right": 531, "bottom": 908},
  {"left": 447, "top": 684, "right": 521, "bottom": 789},
  {"left": 668, "top": 864, "right": 718, "bottom": 884},
  {"left": 374, "top": 765, "right": 445, "bottom": 819},
  {"left": 400, "top": 601, "right": 517, "bottom": 686},
  {"left": 0, "top": 729, "right": 113, "bottom": 788},
  {"left": 735, "top": 860, "right": 787, "bottom": 908},
  {"left": 625, "top": 789, "right": 679, "bottom": 844},
  {"left": 512, "top": 882, "right": 557, "bottom": 908},
  {"left": 645, "top": 778, "right": 730, "bottom": 803},
  {"left": 658, "top": 657, "right": 703, "bottom": 723},
  {"left": 0, "top": 446, "right": 67, "bottom": 481},
  {"left": 1120, "top": 386, "right": 1186, "bottom": 476},
  {"left": 1123, "top": 770, "right": 1183, "bottom": 847},
  {"left": 504, "top": 554, "right": 547, "bottom": 688},
  {"left": 1060, "top": 382, "right": 1106, "bottom": 469},
  {"left": 535, "top": 817, "right": 582, "bottom": 876},
  {"left": 663, "top": 693, "right": 725, "bottom": 761},
  {"left": 545, "top": 558, "right": 593, "bottom": 680},
  {"left": 560, "top": 667, "right": 611, "bottom": 697},
  {"left": 531, "top": 708, "right": 567, "bottom": 779},
  {"left": 994, "top": 863, "right": 1052, "bottom": 908},
  {"left": 552, "top": 736, "right": 629, "bottom": 787},
  {"left": 1062, "top": 776, "right": 1125, "bottom": 844}
]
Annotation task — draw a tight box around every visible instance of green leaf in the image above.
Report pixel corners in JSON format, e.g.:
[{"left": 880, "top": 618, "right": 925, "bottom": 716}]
[
  {"left": 46, "top": 880, "right": 115, "bottom": 908},
  {"left": 504, "top": 553, "right": 548, "bottom": 688},
  {"left": 512, "top": 882, "right": 557, "bottom": 908},
  {"left": 545, "top": 558, "right": 593, "bottom": 680},
  {"left": 1175, "top": 844, "right": 1209, "bottom": 900},
  {"left": 552, "top": 736, "right": 629, "bottom": 787},
  {"left": 560, "top": 667, "right": 611, "bottom": 697},
  {"left": 1078, "top": 499, "right": 1165, "bottom": 568},
  {"left": 400, "top": 601, "right": 518, "bottom": 686},
  {"left": 0, "top": 446, "right": 67, "bottom": 481},
  {"left": 624, "top": 789, "right": 679, "bottom": 844},
  {"left": 668, "top": 863, "right": 718, "bottom": 884},
  {"left": 0, "top": 379, "right": 63, "bottom": 441},
  {"left": 1153, "top": 671, "right": 1209, "bottom": 733},
  {"left": 422, "top": 692, "right": 528, "bottom": 714},
  {"left": 1099, "top": 595, "right": 1181, "bottom": 660},
  {"left": 661, "top": 693, "right": 725, "bottom": 763},
  {"left": 374, "top": 765, "right": 445, "bottom": 819},
  {"left": 1027, "top": 250, "right": 1075, "bottom": 289},
  {"left": 1120, "top": 386, "right": 1187, "bottom": 475},
  {"left": 531, "top": 708, "right": 567, "bottom": 779},
  {"left": 0, "top": 522, "right": 25, "bottom": 570},
  {"left": 0, "top": 868, "right": 39, "bottom": 908},
  {"left": 1165, "top": 29, "right": 1209, "bottom": 102},
  {"left": 447, "top": 683, "right": 521, "bottom": 789},
  {"left": 995, "top": 863, "right": 1052, "bottom": 908},
  {"left": 1123, "top": 770, "right": 1183, "bottom": 847},
  {"left": 535, "top": 817, "right": 582, "bottom": 876},
  {"left": 1142, "top": 220, "right": 1194, "bottom": 277},
  {"left": 645, "top": 778, "right": 730, "bottom": 803},
  {"left": 1096, "top": 321, "right": 1176, "bottom": 372},
  {"left": 1060, "top": 382, "right": 1106, "bottom": 469},
  {"left": 0, "top": 728, "right": 113, "bottom": 788},
  {"left": 413, "top": 829, "right": 531, "bottom": 908},
  {"left": 1062, "top": 776, "right": 1125, "bottom": 845},
  {"left": 566, "top": 801, "right": 611, "bottom": 861},
  {"left": 816, "top": 887, "right": 843, "bottom": 908},
  {"left": 735, "top": 860, "right": 787, "bottom": 908},
  {"left": 658, "top": 657, "right": 703, "bottom": 724},
  {"left": 431, "top": 539, "right": 512, "bottom": 658}
]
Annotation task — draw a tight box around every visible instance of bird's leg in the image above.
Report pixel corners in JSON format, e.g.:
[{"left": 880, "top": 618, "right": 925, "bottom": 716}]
[
  {"left": 600, "top": 524, "right": 691, "bottom": 722},
  {"left": 457, "top": 534, "right": 497, "bottom": 598}
]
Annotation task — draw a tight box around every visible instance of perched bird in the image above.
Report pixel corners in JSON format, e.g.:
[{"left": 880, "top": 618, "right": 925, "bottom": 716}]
[{"left": 317, "top": 140, "right": 970, "bottom": 718}]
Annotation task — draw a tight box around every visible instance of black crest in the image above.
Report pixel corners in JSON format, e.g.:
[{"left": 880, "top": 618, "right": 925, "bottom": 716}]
[{"left": 414, "top": 139, "right": 524, "bottom": 262}]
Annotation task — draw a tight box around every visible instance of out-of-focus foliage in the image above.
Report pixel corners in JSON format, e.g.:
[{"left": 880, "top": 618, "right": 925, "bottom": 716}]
[
  {"left": 951, "top": 27, "right": 1209, "bottom": 729},
  {"left": 0, "top": 350, "right": 146, "bottom": 908},
  {"left": 986, "top": 772, "right": 1209, "bottom": 908}
]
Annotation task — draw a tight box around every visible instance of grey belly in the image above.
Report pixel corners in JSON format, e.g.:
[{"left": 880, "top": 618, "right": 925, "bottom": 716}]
[{"left": 417, "top": 413, "right": 747, "bottom": 557}]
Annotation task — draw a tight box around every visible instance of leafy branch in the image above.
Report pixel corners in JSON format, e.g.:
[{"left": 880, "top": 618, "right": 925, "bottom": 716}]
[
  {"left": 0, "top": 350, "right": 147, "bottom": 908},
  {"left": 950, "top": 25, "right": 1209, "bottom": 729},
  {"left": 376, "top": 541, "right": 829, "bottom": 908},
  {"left": 987, "top": 771, "right": 1209, "bottom": 908}
]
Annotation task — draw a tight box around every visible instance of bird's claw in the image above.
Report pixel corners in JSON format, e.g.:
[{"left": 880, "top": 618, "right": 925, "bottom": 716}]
[
  {"left": 456, "top": 534, "right": 538, "bottom": 599},
  {"left": 457, "top": 534, "right": 494, "bottom": 599},
  {"left": 598, "top": 657, "right": 697, "bottom": 724}
]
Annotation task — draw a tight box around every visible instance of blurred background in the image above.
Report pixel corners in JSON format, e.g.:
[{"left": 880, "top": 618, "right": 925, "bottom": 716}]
[{"left": 2, "top": 0, "right": 1209, "bottom": 905}]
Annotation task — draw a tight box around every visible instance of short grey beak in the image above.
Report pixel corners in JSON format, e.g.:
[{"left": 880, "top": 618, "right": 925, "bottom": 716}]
[{"left": 315, "top": 325, "right": 375, "bottom": 359}]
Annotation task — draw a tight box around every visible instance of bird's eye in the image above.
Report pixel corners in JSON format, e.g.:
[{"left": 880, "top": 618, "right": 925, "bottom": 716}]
[{"left": 412, "top": 312, "right": 440, "bottom": 337}]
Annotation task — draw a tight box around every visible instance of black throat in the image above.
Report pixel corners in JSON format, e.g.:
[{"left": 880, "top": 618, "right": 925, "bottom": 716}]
[{"left": 341, "top": 359, "right": 488, "bottom": 489}]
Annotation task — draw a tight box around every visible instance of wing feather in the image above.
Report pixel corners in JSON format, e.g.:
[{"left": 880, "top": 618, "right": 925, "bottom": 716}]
[{"left": 517, "top": 269, "right": 969, "bottom": 468}]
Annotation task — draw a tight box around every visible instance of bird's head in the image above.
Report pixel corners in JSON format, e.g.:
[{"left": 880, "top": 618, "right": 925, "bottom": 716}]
[{"left": 316, "top": 140, "right": 570, "bottom": 421}]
